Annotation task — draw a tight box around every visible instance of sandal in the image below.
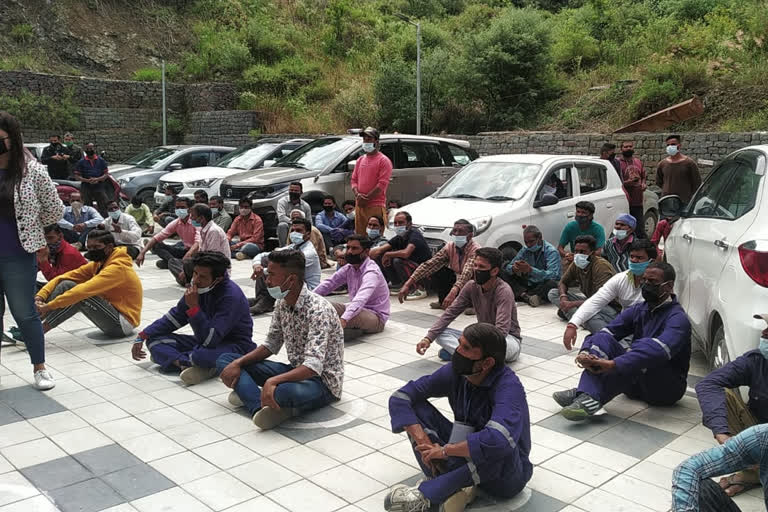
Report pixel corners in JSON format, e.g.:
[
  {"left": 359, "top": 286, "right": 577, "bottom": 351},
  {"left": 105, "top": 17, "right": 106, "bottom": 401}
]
[{"left": 719, "top": 472, "right": 761, "bottom": 497}]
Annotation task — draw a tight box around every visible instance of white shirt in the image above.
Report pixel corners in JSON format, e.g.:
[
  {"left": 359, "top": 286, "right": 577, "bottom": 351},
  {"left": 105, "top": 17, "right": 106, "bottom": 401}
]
[
  {"left": 104, "top": 213, "right": 143, "bottom": 249},
  {"left": 569, "top": 270, "right": 644, "bottom": 327},
  {"left": 252, "top": 239, "right": 321, "bottom": 290}
]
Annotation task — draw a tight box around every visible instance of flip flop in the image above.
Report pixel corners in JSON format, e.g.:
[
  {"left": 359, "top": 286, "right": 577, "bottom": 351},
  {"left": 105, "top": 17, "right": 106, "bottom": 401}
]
[{"left": 719, "top": 473, "right": 761, "bottom": 497}]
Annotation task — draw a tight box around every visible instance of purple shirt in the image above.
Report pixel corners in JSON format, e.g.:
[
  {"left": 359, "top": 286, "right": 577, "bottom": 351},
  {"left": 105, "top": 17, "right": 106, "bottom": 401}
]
[
  {"left": 0, "top": 170, "right": 25, "bottom": 257},
  {"left": 314, "top": 257, "right": 390, "bottom": 323}
]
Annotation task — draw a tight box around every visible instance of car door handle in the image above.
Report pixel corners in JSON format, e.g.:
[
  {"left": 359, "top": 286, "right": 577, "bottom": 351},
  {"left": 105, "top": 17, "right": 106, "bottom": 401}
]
[
  {"left": 566, "top": 212, "right": 574, "bottom": 218},
  {"left": 682, "top": 233, "right": 693, "bottom": 242},
  {"left": 606, "top": 203, "right": 614, "bottom": 208},
  {"left": 714, "top": 239, "right": 729, "bottom": 249}
]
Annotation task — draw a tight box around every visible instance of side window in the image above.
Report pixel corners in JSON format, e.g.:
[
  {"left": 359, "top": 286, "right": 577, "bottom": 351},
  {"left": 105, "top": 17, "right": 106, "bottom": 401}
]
[
  {"left": 443, "top": 144, "right": 471, "bottom": 166},
  {"left": 538, "top": 165, "right": 573, "bottom": 201},
  {"left": 399, "top": 142, "right": 447, "bottom": 168},
  {"left": 334, "top": 148, "right": 364, "bottom": 173},
  {"left": 379, "top": 142, "right": 396, "bottom": 166},
  {"left": 575, "top": 163, "right": 607, "bottom": 195},
  {"left": 703, "top": 152, "right": 763, "bottom": 219},
  {"left": 690, "top": 160, "right": 739, "bottom": 218},
  {"left": 177, "top": 151, "right": 210, "bottom": 169}
]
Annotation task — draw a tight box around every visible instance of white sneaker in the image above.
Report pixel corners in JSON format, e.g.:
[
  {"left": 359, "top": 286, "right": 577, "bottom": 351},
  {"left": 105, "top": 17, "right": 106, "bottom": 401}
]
[
  {"left": 33, "top": 370, "right": 55, "bottom": 391},
  {"left": 252, "top": 406, "right": 295, "bottom": 430},
  {"left": 179, "top": 366, "right": 216, "bottom": 386},
  {"left": 383, "top": 484, "right": 431, "bottom": 511},
  {"left": 228, "top": 391, "right": 243, "bottom": 407}
]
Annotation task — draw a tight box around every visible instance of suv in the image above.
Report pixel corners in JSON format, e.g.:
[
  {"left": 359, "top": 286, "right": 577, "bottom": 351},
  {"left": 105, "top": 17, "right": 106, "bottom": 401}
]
[
  {"left": 397, "top": 154, "right": 658, "bottom": 258},
  {"left": 220, "top": 134, "right": 477, "bottom": 234},
  {"left": 663, "top": 146, "right": 768, "bottom": 369},
  {"left": 154, "top": 138, "right": 311, "bottom": 205},
  {"left": 111, "top": 145, "right": 234, "bottom": 209}
]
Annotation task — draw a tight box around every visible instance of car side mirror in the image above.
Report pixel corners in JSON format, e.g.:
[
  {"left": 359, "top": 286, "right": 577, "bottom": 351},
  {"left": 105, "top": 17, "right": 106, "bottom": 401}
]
[
  {"left": 263, "top": 160, "right": 275, "bottom": 167},
  {"left": 167, "top": 163, "right": 183, "bottom": 171},
  {"left": 534, "top": 193, "right": 559, "bottom": 208},
  {"left": 347, "top": 159, "right": 357, "bottom": 173},
  {"left": 658, "top": 194, "right": 685, "bottom": 218}
]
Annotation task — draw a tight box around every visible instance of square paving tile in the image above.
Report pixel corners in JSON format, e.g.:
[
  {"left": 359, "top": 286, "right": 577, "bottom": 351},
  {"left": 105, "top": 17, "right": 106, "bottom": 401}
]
[
  {"left": 48, "top": 478, "right": 125, "bottom": 512},
  {"left": 0, "top": 386, "right": 67, "bottom": 419},
  {"left": 20, "top": 455, "right": 93, "bottom": 491},
  {"left": 383, "top": 360, "right": 442, "bottom": 382},
  {"left": 0, "top": 402, "right": 22, "bottom": 427},
  {"left": 589, "top": 419, "right": 679, "bottom": 459},
  {"left": 73, "top": 444, "right": 143, "bottom": 476},
  {"left": 101, "top": 463, "right": 175, "bottom": 501},
  {"left": 536, "top": 413, "right": 624, "bottom": 441}
]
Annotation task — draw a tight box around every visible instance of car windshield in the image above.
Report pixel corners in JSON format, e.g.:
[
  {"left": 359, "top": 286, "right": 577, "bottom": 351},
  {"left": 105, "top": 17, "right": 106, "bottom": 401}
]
[
  {"left": 122, "top": 147, "right": 178, "bottom": 168},
  {"left": 215, "top": 143, "right": 279, "bottom": 170},
  {"left": 277, "top": 137, "right": 358, "bottom": 172},
  {"left": 435, "top": 161, "right": 542, "bottom": 201}
]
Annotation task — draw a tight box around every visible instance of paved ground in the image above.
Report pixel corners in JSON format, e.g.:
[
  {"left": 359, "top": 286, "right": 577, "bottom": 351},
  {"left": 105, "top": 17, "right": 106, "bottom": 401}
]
[{"left": 0, "top": 251, "right": 765, "bottom": 512}]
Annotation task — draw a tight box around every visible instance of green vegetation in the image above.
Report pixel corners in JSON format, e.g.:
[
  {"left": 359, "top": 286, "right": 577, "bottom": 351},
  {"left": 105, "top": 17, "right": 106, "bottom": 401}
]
[
  {"left": 10, "top": 24, "right": 35, "bottom": 43},
  {"left": 132, "top": 64, "right": 180, "bottom": 82},
  {"left": 0, "top": 89, "right": 80, "bottom": 131}
]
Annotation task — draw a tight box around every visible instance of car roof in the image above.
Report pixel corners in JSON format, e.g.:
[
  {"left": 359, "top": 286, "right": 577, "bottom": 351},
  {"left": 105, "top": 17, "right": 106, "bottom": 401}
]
[
  {"left": 473, "top": 154, "right": 604, "bottom": 165},
  {"left": 329, "top": 134, "right": 471, "bottom": 148},
  {"left": 25, "top": 143, "right": 50, "bottom": 147},
  {"left": 157, "top": 145, "right": 235, "bottom": 150}
]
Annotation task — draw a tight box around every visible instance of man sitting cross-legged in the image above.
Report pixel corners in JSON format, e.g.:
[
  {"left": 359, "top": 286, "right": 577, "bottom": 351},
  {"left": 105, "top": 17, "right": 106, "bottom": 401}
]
[
  {"left": 217, "top": 249, "right": 345, "bottom": 430},
  {"left": 35, "top": 230, "right": 142, "bottom": 339},
  {"left": 384, "top": 323, "right": 532, "bottom": 512},
  {"left": 132, "top": 252, "right": 256, "bottom": 386},
  {"left": 504, "top": 225, "right": 561, "bottom": 307},
  {"left": 314, "top": 234, "right": 390, "bottom": 341},
  {"left": 417, "top": 247, "right": 522, "bottom": 363},
  {"left": 553, "top": 262, "right": 692, "bottom": 421}
]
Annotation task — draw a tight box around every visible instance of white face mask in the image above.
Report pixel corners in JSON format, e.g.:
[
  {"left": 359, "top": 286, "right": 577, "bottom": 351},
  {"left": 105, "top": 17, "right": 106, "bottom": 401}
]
[
  {"left": 666, "top": 144, "right": 679, "bottom": 156},
  {"left": 362, "top": 142, "right": 375, "bottom": 153},
  {"left": 574, "top": 253, "right": 590, "bottom": 269},
  {"left": 760, "top": 338, "right": 768, "bottom": 359},
  {"left": 613, "top": 229, "right": 628, "bottom": 240},
  {"left": 239, "top": 208, "right": 250, "bottom": 217},
  {"left": 195, "top": 278, "right": 219, "bottom": 295},
  {"left": 289, "top": 231, "right": 305, "bottom": 245}
]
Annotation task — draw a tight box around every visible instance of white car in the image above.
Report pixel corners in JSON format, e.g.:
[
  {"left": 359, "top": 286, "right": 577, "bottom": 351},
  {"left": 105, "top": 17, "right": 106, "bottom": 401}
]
[
  {"left": 663, "top": 145, "right": 768, "bottom": 368},
  {"left": 154, "top": 138, "right": 311, "bottom": 204},
  {"left": 398, "top": 154, "right": 658, "bottom": 260}
]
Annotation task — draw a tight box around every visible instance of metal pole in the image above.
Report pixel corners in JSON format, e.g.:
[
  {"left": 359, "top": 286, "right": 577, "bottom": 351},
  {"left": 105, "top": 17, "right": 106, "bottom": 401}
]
[
  {"left": 416, "top": 22, "right": 421, "bottom": 135},
  {"left": 161, "top": 60, "right": 167, "bottom": 145}
]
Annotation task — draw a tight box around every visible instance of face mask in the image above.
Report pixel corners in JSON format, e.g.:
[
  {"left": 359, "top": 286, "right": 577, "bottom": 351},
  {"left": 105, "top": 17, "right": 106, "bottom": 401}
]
[
  {"left": 628, "top": 260, "right": 651, "bottom": 276},
  {"left": 451, "top": 350, "right": 483, "bottom": 376},
  {"left": 394, "top": 226, "right": 407, "bottom": 236},
  {"left": 48, "top": 241, "right": 62, "bottom": 253},
  {"left": 362, "top": 142, "right": 375, "bottom": 153},
  {"left": 346, "top": 211, "right": 355, "bottom": 220},
  {"left": 175, "top": 208, "right": 188, "bottom": 219},
  {"left": 64, "top": 141, "right": 73, "bottom": 147},
  {"left": 323, "top": 206, "right": 334, "bottom": 213},
  {"left": 613, "top": 229, "right": 628, "bottom": 240},
  {"left": 211, "top": 207, "right": 219, "bottom": 216},
  {"left": 622, "top": 150, "right": 634, "bottom": 158},
  {"left": 366, "top": 228, "right": 380, "bottom": 239},
  {"left": 574, "top": 253, "right": 590, "bottom": 269},
  {"left": 239, "top": 208, "right": 250, "bottom": 217},
  {"left": 0, "top": 140, "right": 8, "bottom": 156},
  {"left": 289, "top": 192, "right": 301, "bottom": 202},
  {"left": 191, "top": 220, "right": 202, "bottom": 228},
  {"left": 575, "top": 215, "right": 589, "bottom": 225},
  {"left": 528, "top": 244, "right": 542, "bottom": 252},
  {"left": 85, "top": 248, "right": 107, "bottom": 262},
  {"left": 452, "top": 235, "right": 468, "bottom": 248},
  {"left": 641, "top": 281, "right": 669, "bottom": 304},
  {"left": 267, "top": 276, "right": 292, "bottom": 300},
  {"left": 666, "top": 145, "right": 679, "bottom": 156},
  {"left": 474, "top": 269, "right": 492, "bottom": 285},
  {"left": 85, "top": 149, "right": 95, "bottom": 156},
  {"left": 108, "top": 210, "right": 120, "bottom": 221},
  {"left": 345, "top": 252, "right": 363, "bottom": 265},
  {"left": 196, "top": 279, "right": 219, "bottom": 294},
  {"left": 70, "top": 201, "right": 82, "bottom": 209},
  {"left": 289, "top": 232, "right": 305, "bottom": 245},
  {"left": 760, "top": 338, "right": 768, "bottom": 360}
]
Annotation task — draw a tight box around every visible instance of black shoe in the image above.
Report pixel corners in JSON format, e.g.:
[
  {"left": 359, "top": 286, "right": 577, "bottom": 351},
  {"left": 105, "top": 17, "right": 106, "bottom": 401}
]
[
  {"left": 250, "top": 300, "right": 274, "bottom": 316},
  {"left": 561, "top": 392, "right": 602, "bottom": 422},
  {"left": 156, "top": 260, "right": 168, "bottom": 269},
  {"left": 552, "top": 388, "right": 579, "bottom": 407},
  {"left": 557, "top": 309, "right": 567, "bottom": 320}
]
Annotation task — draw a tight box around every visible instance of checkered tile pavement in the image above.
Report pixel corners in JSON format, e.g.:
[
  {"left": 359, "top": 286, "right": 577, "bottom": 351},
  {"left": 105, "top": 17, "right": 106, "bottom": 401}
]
[{"left": 1, "top": 251, "right": 765, "bottom": 512}]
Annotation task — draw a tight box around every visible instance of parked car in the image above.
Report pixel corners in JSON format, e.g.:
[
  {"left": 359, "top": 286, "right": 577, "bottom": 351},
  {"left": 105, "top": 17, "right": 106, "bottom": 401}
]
[
  {"left": 663, "top": 145, "right": 768, "bottom": 369},
  {"left": 395, "top": 154, "right": 658, "bottom": 259},
  {"left": 219, "top": 134, "right": 477, "bottom": 237},
  {"left": 154, "top": 138, "right": 312, "bottom": 205},
  {"left": 53, "top": 177, "right": 122, "bottom": 206},
  {"left": 111, "top": 145, "right": 235, "bottom": 209},
  {"left": 24, "top": 143, "right": 50, "bottom": 161}
]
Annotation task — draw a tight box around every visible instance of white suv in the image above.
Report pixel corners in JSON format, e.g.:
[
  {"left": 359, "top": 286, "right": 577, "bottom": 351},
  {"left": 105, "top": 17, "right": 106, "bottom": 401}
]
[{"left": 664, "top": 145, "right": 768, "bottom": 368}]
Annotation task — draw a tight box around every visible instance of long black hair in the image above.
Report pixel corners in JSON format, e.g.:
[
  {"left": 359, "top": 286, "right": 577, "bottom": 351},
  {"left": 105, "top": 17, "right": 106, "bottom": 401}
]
[{"left": 0, "top": 111, "right": 27, "bottom": 218}]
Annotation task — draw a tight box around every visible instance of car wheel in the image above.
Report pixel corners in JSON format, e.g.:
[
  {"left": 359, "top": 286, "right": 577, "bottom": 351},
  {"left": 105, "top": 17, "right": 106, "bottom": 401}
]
[
  {"left": 644, "top": 210, "right": 658, "bottom": 238},
  {"left": 499, "top": 243, "right": 519, "bottom": 262},
  {"left": 138, "top": 189, "right": 156, "bottom": 210},
  {"left": 708, "top": 325, "right": 730, "bottom": 370}
]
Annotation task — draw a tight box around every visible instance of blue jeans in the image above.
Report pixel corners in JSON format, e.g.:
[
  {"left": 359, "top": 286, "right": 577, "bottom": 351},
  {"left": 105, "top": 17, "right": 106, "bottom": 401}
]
[
  {"left": 216, "top": 354, "right": 335, "bottom": 415},
  {"left": 231, "top": 242, "right": 261, "bottom": 259},
  {"left": 0, "top": 252, "right": 45, "bottom": 365}
]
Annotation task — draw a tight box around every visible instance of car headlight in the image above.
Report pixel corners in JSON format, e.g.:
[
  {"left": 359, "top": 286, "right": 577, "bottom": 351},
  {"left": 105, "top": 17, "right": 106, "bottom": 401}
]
[
  {"left": 186, "top": 178, "right": 219, "bottom": 188},
  {"left": 470, "top": 215, "right": 492, "bottom": 235},
  {"left": 117, "top": 176, "right": 134, "bottom": 186}
]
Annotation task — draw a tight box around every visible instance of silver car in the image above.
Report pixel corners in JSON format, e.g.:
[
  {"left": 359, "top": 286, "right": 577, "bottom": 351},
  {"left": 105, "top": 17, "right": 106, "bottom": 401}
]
[{"left": 220, "top": 134, "right": 477, "bottom": 234}]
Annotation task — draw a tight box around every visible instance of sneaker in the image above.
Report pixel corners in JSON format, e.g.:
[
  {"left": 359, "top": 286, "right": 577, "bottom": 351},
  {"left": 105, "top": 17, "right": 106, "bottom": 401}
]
[
  {"left": 442, "top": 486, "right": 476, "bottom": 512},
  {"left": 383, "top": 484, "right": 431, "bottom": 512},
  {"left": 228, "top": 391, "right": 243, "bottom": 407},
  {"left": 552, "top": 388, "right": 580, "bottom": 407},
  {"left": 179, "top": 366, "right": 216, "bottom": 386},
  {"left": 464, "top": 308, "right": 476, "bottom": 316},
  {"left": 252, "top": 406, "right": 295, "bottom": 430},
  {"left": 528, "top": 295, "right": 542, "bottom": 308},
  {"left": 561, "top": 392, "right": 602, "bottom": 422},
  {"left": 33, "top": 369, "right": 55, "bottom": 391},
  {"left": 557, "top": 309, "right": 568, "bottom": 321},
  {"left": 235, "top": 252, "right": 247, "bottom": 261},
  {"left": 156, "top": 260, "right": 168, "bottom": 269},
  {"left": 408, "top": 288, "right": 428, "bottom": 300},
  {"left": 250, "top": 300, "right": 274, "bottom": 316},
  {"left": 429, "top": 301, "right": 444, "bottom": 310},
  {"left": 389, "top": 286, "right": 402, "bottom": 296},
  {"left": 438, "top": 348, "right": 452, "bottom": 361}
]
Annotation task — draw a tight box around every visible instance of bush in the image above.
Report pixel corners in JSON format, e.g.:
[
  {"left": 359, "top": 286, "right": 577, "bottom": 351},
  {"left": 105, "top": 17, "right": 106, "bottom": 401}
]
[
  {"left": 0, "top": 89, "right": 80, "bottom": 131},
  {"left": 184, "top": 23, "right": 251, "bottom": 78},
  {"left": 237, "top": 91, "right": 260, "bottom": 110},
  {"left": 551, "top": 18, "right": 600, "bottom": 70},
  {"left": 332, "top": 84, "right": 378, "bottom": 128},
  {"left": 373, "top": 59, "right": 417, "bottom": 132},
  {"left": 10, "top": 24, "right": 34, "bottom": 43},
  {"left": 240, "top": 56, "right": 319, "bottom": 97},
  {"left": 628, "top": 79, "right": 683, "bottom": 118}
]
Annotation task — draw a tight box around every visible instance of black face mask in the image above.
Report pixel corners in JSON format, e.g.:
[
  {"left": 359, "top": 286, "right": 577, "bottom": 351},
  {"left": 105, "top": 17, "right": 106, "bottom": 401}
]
[
  {"left": 85, "top": 248, "right": 108, "bottom": 262},
  {"left": 345, "top": 252, "right": 363, "bottom": 265},
  {"left": 0, "top": 140, "right": 8, "bottom": 156},
  {"left": 85, "top": 149, "right": 95, "bottom": 156},
  {"left": 451, "top": 350, "right": 483, "bottom": 376},
  {"left": 575, "top": 215, "right": 590, "bottom": 225},
  {"left": 474, "top": 269, "right": 492, "bottom": 285},
  {"left": 289, "top": 192, "right": 301, "bottom": 201},
  {"left": 641, "top": 282, "right": 667, "bottom": 305},
  {"left": 622, "top": 150, "right": 634, "bottom": 158},
  {"left": 323, "top": 206, "right": 334, "bottom": 212}
]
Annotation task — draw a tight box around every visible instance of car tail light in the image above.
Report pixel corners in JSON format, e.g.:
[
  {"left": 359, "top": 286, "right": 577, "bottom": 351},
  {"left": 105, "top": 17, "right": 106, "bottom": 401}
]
[{"left": 739, "top": 241, "right": 768, "bottom": 288}]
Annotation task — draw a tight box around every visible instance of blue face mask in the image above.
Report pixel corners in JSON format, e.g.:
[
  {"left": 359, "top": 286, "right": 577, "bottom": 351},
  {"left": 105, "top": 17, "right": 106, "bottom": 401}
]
[
  {"left": 191, "top": 220, "right": 202, "bottom": 228},
  {"left": 574, "top": 253, "right": 590, "bottom": 269},
  {"left": 175, "top": 208, "right": 188, "bottom": 219},
  {"left": 760, "top": 338, "right": 768, "bottom": 360},
  {"left": 267, "top": 276, "right": 292, "bottom": 300},
  {"left": 289, "top": 232, "right": 305, "bottom": 245},
  {"left": 394, "top": 226, "right": 407, "bottom": 236},
  {"left": 108, "top": 210, "right": 120, "bottom": 221},
  {"left": 452, "top": 235, "right": 467, "bottom": 248},
  {"left": 629, "top": 260, "right": 651, "bottom": 276},
  {"left": 666, "top": 144, "right": 679, "bottom": 156},
  {"left": 366, "top": 228, "right": 380, "bottom": 239},
  {"left": 528, "top": 244, "right": 542, "bottom": 252},
  {"left": 211, "top": 208, "right": 219, "bottom": 216}
]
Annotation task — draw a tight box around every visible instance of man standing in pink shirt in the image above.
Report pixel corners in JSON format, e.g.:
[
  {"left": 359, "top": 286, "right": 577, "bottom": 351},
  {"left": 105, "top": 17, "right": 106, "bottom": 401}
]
[
  {"left": 351, "top": 127, "right": 393, "bottom": 235},
  {"left": 617, "top": 141, "right": 647, "bottom": 237},
  {"left": 135, "top": 197, "right": 201, "bottom": 269}
]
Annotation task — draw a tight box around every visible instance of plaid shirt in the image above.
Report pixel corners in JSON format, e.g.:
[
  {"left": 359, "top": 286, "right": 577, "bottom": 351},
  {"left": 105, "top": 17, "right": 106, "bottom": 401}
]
[
  {"left": 409, "top": 242, "right": 477, "bottom": 291},
  {"left": 672, "top": 424, "right": 768, "bottom": 511}
]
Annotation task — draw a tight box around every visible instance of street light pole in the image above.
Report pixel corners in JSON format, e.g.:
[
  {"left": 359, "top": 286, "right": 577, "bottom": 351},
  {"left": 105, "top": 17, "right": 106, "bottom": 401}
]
[
  {"left": 161, "top": 60, "right": 167, "bottom": 145},
  {"left": 395, "top": 13, "right": 422, "bottom": 135}
]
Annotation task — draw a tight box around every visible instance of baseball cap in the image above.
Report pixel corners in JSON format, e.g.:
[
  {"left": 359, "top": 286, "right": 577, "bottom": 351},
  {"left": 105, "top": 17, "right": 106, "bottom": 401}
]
[
  {"left": 360, "top": 127, "right": 380, "bottom": 140},
  {"left": 754, "top": 314, "right": 768, "bottom": 324}
]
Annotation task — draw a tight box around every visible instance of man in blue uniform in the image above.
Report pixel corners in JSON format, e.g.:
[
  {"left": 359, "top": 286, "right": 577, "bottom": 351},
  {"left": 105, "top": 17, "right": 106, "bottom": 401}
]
[
  {"left": 385, "top": 323, "right": 532, "bottom": 512},
  {"left": 132, "top": 252, "right": 256, "bottom": 386},
  {"left": 553, "top": 261, "right": 692, "bottom": 421}
]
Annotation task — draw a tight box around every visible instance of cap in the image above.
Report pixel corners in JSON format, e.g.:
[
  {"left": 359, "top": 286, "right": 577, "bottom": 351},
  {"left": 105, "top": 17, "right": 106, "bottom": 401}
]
[
  {"left": 360, "top": 126, "right": 380, "bottom": 140},
  {"left": 616, "top": 213, "right": 637, "bottom": 229},
  {"left": 754, "top": 314, "right": 768, "bottom": 324}
]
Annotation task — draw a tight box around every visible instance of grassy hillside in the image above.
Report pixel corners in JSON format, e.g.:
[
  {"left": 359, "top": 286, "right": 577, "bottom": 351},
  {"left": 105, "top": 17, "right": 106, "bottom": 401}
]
[{"left": 1, "top": 0, "right": 767, "bottom": 133}]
